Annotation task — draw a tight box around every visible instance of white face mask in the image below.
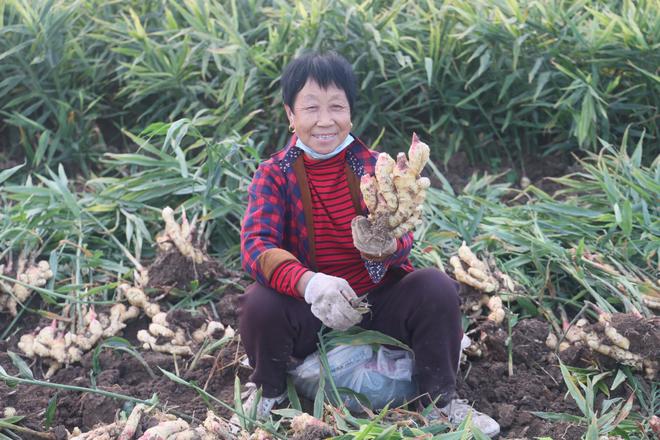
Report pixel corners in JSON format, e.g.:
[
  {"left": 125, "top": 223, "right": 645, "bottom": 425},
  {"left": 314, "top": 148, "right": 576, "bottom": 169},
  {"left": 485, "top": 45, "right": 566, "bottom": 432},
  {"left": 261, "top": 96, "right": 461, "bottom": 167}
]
[{"left": 296, "top": 134, "right": 354, "bottom": 160}]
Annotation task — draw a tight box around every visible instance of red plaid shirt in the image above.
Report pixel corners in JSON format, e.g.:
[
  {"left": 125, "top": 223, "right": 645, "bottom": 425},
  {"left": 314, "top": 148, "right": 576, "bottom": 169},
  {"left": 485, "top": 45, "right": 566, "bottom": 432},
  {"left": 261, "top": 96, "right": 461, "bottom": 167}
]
[{"left": 241, "top": 135, "right": 414, "bottom": 296}]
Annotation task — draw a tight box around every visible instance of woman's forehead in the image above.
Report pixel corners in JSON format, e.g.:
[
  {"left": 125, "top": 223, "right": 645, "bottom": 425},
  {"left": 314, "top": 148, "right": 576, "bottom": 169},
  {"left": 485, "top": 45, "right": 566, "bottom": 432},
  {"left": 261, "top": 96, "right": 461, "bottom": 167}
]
[{"left": 297, "top": 80, "right": 347, "bottom": 100}]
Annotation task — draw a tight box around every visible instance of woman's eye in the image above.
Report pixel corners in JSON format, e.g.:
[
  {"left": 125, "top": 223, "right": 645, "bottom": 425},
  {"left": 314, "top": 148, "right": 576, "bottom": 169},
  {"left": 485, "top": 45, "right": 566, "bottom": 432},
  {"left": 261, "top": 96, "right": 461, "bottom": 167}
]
[
  {"left": 331, "top": 105, "right": 344, "bottom": 110},
  {"left": 305, "top": 106, "right": 318, "bottom": 111}
]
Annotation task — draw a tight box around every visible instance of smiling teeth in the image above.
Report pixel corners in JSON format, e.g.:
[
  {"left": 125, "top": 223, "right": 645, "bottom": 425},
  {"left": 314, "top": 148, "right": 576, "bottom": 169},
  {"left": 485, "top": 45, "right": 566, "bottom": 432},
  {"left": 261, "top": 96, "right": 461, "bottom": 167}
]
[{"left": 315, "top": 135, "right": 335, "bottom": 139}]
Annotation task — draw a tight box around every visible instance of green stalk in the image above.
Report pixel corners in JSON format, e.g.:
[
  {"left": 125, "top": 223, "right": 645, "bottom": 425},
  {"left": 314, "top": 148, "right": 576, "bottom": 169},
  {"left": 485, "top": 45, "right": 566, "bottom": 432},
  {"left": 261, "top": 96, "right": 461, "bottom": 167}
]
[{"left": 0, "top": 368, "right": 158, "bottom": 407}]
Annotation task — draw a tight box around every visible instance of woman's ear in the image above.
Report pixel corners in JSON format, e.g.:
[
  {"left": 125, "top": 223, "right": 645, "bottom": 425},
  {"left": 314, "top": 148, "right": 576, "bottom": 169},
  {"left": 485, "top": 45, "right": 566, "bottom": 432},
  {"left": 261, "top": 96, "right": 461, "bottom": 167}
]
[{"left": 284, "top": 105, "right": 294, "bottom": 125}]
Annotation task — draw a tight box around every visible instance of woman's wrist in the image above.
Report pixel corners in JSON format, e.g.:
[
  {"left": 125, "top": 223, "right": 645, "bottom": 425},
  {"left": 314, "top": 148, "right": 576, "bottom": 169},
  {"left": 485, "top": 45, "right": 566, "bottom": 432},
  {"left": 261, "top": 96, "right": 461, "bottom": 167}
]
[{"left": 296, "top": 271, "right": 316, "bottom": 298}]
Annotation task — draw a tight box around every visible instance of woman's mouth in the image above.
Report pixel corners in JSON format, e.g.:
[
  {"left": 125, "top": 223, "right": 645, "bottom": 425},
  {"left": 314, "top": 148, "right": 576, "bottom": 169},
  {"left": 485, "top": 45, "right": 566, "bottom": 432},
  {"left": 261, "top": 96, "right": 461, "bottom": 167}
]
[{"left": 313, "top": 133, "right": 336, "bottom": 141}]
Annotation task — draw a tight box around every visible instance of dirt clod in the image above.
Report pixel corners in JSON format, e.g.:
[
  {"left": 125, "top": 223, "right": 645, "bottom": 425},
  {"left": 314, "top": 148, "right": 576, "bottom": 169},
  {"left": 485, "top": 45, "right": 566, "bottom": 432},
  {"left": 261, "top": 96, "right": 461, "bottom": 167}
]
[{"left": 147, "top": 248, "right": 225, "bottom": 291}]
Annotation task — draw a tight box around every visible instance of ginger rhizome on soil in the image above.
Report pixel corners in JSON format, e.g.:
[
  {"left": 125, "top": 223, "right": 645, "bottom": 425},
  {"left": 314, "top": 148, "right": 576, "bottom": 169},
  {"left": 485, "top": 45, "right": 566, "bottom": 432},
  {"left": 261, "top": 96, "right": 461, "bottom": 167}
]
[
  {"left": 123, "top": 207, "right": 233, "bottom": 356},
  {"left": 18, "top": 303, "right": 140, "bottom": 377},
  {"left": 352, "top": 133, "right": 430, "bottom": 258},
  {"left": 69, "top": 406, "right": 237, "bottom": 440},
  {"left": 290, "top": 413, "right": 335, "bottom": 440},
  {"left": 0, "top": 251, "right": 53, "bottom": 316},
  {"left": 121, "top": 282, "right": 233, "bottom": 356},
  {"left": 450, "top": 241, "right": 517, "bottom": 326},
  {"left": 546, "top": 313, "right": 659, "bottom": 379}
]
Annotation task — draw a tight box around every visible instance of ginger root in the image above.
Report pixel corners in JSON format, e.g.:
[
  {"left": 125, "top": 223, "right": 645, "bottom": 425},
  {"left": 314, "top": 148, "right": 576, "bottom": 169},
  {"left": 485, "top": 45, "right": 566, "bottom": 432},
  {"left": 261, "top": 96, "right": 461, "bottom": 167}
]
[
  {"left": 450, "top": 242, "right": 518, "bottom": 325},
  {"left": 117, "top": 404, "right": 146, "bottom": 440},
  {"left": 70, "top": 423, "right": 125, "bottom": 440},
  {"left": 69, "top": 404, "right": 146, "bottom": 440},
  {"left": 546, "top": 314, "right": 658, "bottom": 379},
  {"left": 450, "top": 242, "right": 498, "bottom": 293},
  {"left": 18, "top": 303, "right": 140, "bottom": 378},
  {"left": 159, "top": 207, "right": 206, "bottom": 264},
  {"left": 352, "top": 133, "right": 430, "bottom": 259},
  {"left": 137, "top": 317, "right": 234, "bottom": 357},
  {"left": 0, "top": 259, "right": 53, "bottom": 316},
  {"left": 290, "top": 413, "right": 335, "bottom": 440},
  {"left": 69, "top": 408, "right": 235, "bottom": 440},
  {"left": 138, "top": 419, "right": 190, "bottom": 440},
  {"left": 123, "top": 283, "right": 233, "bottom": 357}
]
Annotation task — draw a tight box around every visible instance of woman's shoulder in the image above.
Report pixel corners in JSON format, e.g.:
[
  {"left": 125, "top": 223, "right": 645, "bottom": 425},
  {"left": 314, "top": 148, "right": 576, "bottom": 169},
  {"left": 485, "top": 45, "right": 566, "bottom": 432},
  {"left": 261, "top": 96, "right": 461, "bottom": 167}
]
[
  {"left": 349, "top": 136, "right": 379, "bottom": 162},
  {"left": 252, "top": 144, "right": 301, "bottom": 183}
]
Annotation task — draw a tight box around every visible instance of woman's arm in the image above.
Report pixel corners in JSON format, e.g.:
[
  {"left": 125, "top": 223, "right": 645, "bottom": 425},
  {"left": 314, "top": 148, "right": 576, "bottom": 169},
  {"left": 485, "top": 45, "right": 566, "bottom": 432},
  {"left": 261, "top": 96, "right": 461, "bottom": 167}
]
[{"left": 241, "top": 162, "right": 307, "bottom": 294}]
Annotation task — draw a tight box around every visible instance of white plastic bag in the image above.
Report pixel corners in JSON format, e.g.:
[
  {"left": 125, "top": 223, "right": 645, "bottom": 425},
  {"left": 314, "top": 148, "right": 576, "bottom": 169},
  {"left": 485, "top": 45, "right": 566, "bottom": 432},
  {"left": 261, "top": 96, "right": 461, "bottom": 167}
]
[
  {"left": 287, "top": 334, "right": 472, "bottom": 412},
  {"left": 287, "top": 344, "right": 417, "bottom": 412}
]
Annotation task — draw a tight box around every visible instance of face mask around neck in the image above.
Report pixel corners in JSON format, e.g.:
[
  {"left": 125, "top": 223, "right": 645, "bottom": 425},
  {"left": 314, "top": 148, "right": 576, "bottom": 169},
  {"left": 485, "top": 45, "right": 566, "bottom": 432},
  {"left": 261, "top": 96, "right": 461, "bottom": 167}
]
[{"left": 295, "top": 134, "right": 354, "bottom": 160}]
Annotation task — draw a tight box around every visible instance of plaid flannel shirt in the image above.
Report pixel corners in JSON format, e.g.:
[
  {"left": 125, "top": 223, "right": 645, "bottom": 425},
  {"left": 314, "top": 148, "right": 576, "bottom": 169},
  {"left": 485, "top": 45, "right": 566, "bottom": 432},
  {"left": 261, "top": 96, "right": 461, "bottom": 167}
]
[{"left": 241, "top": 134, "right": 414, "bottom": 290}]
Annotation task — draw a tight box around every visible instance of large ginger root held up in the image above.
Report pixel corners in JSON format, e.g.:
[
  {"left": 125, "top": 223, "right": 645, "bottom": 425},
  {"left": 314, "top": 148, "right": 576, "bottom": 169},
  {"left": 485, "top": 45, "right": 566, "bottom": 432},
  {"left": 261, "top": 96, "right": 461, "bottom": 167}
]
[{"left": 352, "top": 133, "right": 431, "bottom": 259}]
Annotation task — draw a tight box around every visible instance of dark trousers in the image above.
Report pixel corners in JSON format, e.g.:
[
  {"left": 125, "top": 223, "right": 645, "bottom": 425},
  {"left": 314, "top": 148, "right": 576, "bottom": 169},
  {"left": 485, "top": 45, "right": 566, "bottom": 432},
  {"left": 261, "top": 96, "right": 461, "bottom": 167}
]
[{"left": 238, "top": 267, "right": 462, "bottom": 407}]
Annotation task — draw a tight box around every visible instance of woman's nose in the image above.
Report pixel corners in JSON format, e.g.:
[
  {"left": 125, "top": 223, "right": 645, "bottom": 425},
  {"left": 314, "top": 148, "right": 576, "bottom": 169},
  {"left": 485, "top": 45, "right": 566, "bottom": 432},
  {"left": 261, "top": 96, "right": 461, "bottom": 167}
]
[{"left": 316, "top": 107, "right": 333, "bottom": 125}]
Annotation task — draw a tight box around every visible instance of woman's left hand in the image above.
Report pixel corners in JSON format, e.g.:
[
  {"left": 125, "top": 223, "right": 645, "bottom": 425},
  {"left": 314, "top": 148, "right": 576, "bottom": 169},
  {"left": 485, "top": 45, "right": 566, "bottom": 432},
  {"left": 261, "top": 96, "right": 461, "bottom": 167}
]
[{"left": 351, "top": 216, "right": 397, "bottom": 260}]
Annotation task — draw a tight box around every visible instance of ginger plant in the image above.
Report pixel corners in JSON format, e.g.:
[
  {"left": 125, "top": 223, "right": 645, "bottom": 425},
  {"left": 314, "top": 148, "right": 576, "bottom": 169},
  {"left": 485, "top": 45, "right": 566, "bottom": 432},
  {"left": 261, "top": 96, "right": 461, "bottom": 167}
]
[
  {"left": 122, "top": 207, "right": 233, "bottom": 357},
  {"left": 569, "top": 247, "right": 660, "bottom": 313},
  {"left": 351, "top": 133, "right": 430, "bottom": 259},
  {"left": 17, "top": 206, "right": 231, "bottom": 376}
]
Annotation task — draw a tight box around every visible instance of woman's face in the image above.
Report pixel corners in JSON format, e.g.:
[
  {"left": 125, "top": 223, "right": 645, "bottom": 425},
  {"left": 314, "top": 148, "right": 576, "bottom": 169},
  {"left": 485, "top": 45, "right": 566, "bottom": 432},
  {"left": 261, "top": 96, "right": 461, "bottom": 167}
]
[{"left": 285, "top": 79, "right": 352, "bottom": 155}]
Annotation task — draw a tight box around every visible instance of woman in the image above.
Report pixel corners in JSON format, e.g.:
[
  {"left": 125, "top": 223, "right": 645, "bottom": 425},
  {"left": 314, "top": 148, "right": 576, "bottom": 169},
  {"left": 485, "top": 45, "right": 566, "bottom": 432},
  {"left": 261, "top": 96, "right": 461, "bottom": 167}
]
[{"left": 237, "top": 51, "right": 499, "bottom": 437}]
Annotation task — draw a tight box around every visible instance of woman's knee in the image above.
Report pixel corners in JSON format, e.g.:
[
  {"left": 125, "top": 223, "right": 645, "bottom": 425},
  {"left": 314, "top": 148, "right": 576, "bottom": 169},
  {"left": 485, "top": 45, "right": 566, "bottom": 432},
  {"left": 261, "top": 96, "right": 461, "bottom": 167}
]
[
  {"left": 239, "top": 283, "right": 290, "bottom": 325},
  {"left": 405, "top": 268, "right": 460, "bottom": 308}
]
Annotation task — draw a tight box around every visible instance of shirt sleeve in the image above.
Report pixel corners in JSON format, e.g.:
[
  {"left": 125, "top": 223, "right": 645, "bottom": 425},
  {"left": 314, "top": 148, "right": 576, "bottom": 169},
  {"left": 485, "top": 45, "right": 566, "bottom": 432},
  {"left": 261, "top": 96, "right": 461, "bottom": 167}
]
[
  {"left": 241, "top": 162, "right": 303, "bottom": 288},
  {"left": 269, "top": 260, "right": 309, "bottom": 297}
]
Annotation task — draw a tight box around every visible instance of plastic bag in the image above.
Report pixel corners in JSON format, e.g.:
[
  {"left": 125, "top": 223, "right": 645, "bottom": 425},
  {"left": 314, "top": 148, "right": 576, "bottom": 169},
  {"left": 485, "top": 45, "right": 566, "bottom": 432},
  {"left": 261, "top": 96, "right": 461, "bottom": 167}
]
[
  {"left": 287, "top": 344, "right": 417, "bottom": 412},
  {"left": 287, "top": 334, "right": 472, "bottom": 412}
]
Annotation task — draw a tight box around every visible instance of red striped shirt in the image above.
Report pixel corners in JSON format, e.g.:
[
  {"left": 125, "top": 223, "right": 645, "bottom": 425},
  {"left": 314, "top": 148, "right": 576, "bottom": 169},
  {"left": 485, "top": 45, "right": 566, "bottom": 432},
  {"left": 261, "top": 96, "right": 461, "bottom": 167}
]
[{"left": 269, "top": 150, "right": 385, "bottom": 297}]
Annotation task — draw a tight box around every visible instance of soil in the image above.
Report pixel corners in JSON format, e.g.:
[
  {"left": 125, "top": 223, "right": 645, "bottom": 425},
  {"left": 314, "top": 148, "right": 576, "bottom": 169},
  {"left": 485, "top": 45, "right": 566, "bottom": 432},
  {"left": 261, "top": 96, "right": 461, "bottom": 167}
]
[
  {"left": 457, "top": 320, "right": 585, "bottom": 439},
  {"left": 2, "top": 278, "right": 656, "bottom": 440},
  {"left": 0, "top": 282, "right": 251, "bottom": 439},
  {"left": 147, "top": 247, "right": 229, "bottom": 291}
]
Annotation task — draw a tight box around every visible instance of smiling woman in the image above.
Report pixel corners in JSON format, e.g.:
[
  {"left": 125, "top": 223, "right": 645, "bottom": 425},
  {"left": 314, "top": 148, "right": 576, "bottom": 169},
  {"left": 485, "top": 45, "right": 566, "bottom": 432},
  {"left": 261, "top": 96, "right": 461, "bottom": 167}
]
[
  {"left": 285, "top": 80, "right": 353, "bottom": 156},
  {"left": 281, "top": 52, "right": 356, "bottom": 158},
  {"left": 234, "top": 51, "right": 500, "bottom": 437}
]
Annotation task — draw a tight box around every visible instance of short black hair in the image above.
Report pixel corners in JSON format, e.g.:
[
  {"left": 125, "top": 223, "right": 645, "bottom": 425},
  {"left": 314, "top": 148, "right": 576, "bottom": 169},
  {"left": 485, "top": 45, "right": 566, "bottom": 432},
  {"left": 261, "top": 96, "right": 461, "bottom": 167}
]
[{"left": 281, "top": 51, "right": 357, "bottom": 114}]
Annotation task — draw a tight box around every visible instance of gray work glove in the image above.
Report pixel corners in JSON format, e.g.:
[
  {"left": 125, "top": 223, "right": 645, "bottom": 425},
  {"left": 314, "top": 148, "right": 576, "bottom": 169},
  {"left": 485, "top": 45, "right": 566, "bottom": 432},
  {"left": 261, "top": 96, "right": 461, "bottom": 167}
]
[{"left": 304, "top": 273, "right": 362, "bottom": 331}]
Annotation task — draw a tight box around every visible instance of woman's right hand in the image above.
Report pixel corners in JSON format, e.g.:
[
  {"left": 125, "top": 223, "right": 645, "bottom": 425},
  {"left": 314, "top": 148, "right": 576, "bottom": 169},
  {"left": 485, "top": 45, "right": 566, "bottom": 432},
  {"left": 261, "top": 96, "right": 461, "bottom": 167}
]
[{"left": 302, "top": 273, "right": 362, "bottom": 331}]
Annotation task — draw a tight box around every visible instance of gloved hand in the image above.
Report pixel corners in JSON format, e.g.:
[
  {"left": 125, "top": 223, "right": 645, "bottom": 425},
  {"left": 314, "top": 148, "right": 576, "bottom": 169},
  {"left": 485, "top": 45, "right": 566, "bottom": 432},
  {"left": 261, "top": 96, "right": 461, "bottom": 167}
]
[
  {"left": 351, "top": 216, "right": 397, "bottom": 260},
  {"left": 304, "top": 273, "right": 362, "bottom": 331}
]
